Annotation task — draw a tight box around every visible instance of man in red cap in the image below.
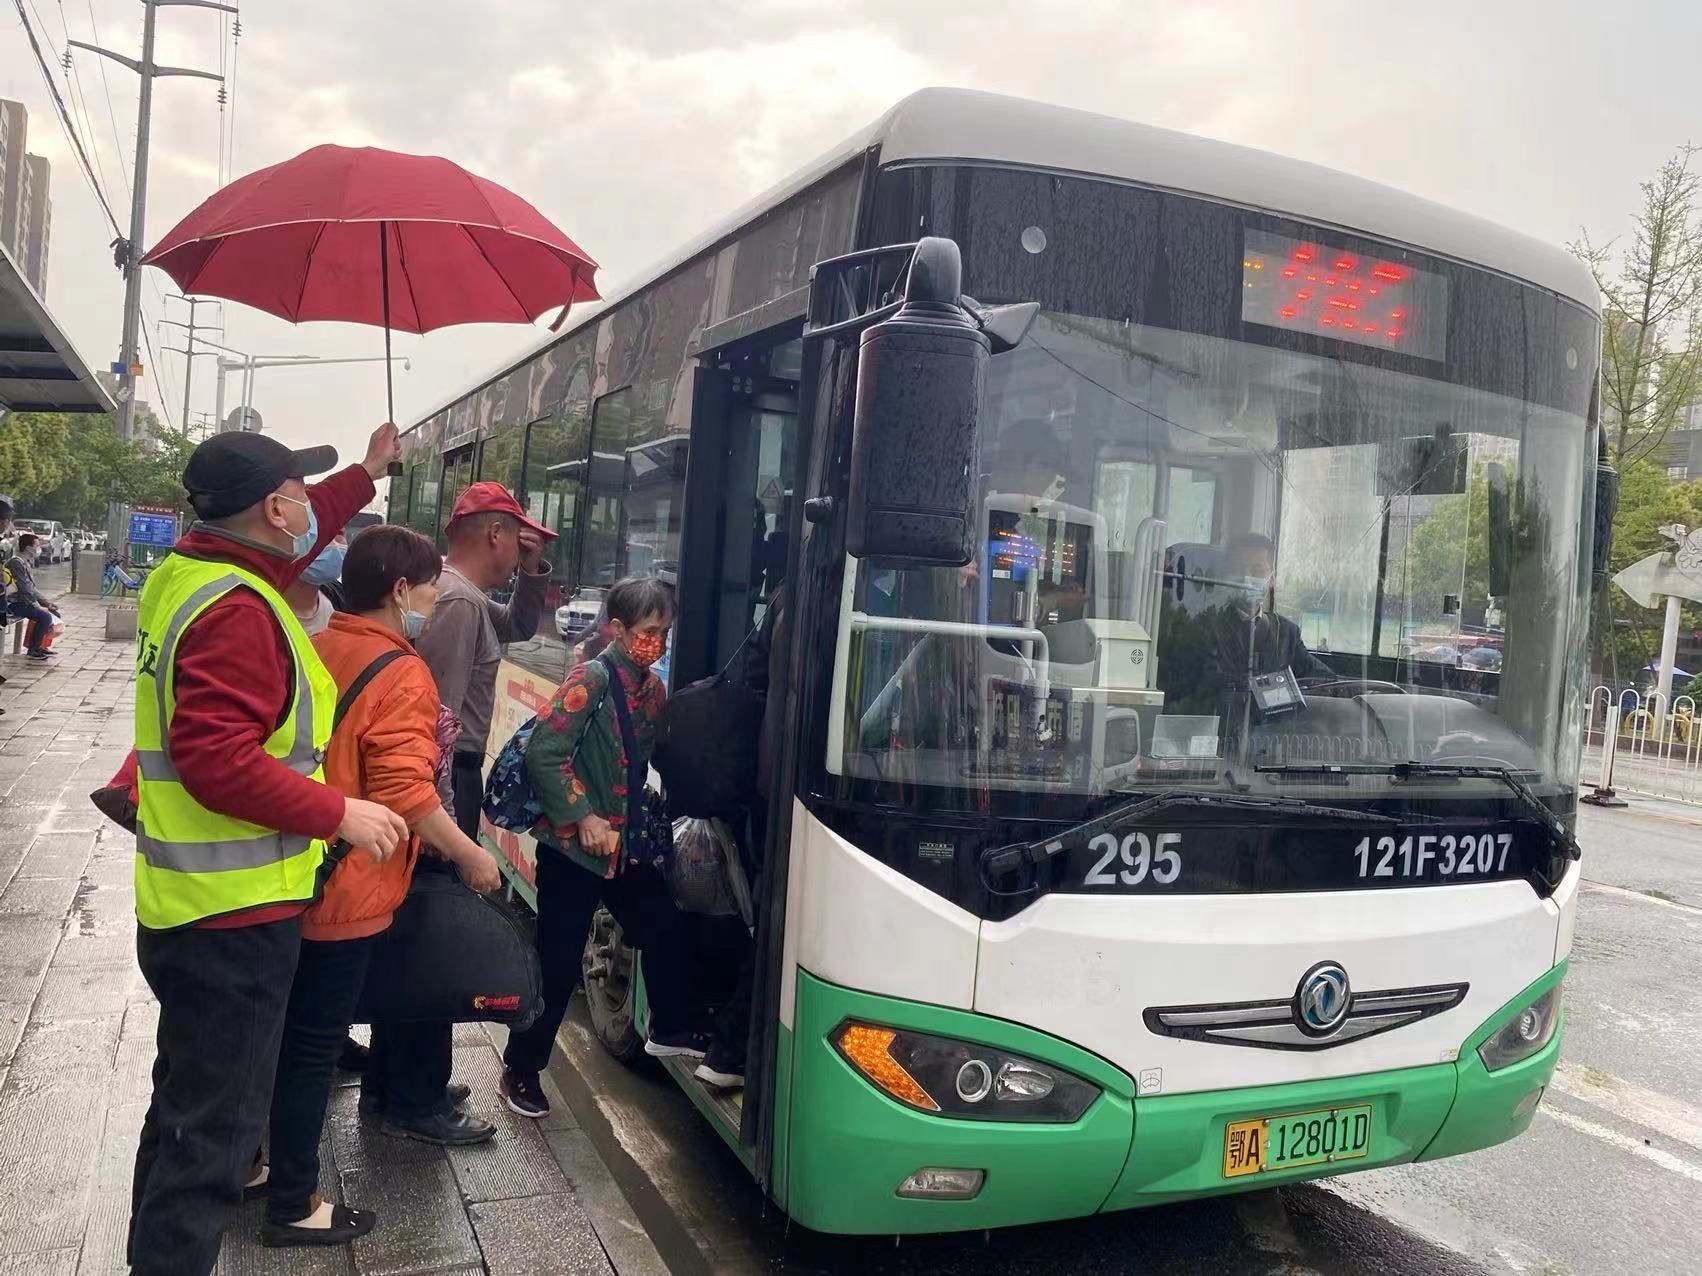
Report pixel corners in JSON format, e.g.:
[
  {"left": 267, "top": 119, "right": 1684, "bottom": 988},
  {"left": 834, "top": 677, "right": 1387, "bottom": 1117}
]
[
  {"left": 416, "top": 481, "right": 556, "bottom": 837},
  {"left": 362, "top": 481, "right": 554, "bottom": 1146}
]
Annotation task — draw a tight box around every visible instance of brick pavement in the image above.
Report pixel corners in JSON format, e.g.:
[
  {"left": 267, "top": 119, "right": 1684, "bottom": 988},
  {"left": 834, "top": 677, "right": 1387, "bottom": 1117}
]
[{"left": 0, "top": 578, "right": 667, "bottom": 1275}]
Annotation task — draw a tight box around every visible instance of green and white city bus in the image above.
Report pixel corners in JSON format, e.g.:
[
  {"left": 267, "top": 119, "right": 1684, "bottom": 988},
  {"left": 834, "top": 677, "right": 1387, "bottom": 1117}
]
[{"left": 391, "top": 88, "right": 1602, "bottom": 1235}]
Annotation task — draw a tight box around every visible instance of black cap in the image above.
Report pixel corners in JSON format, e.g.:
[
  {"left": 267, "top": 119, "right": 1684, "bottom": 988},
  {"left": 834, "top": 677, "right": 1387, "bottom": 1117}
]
[{"left": 182, "top": 432, "right": 339, "bottom": 519}]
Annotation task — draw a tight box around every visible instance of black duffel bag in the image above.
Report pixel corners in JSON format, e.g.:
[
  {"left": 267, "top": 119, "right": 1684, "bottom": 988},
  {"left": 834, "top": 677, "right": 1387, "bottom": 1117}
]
[
  {"left": 654, "top": 646, "right": 762, "bottom": 820},
  {"left": 353, "top": 859, "right": 542, "bottom": 1031}
]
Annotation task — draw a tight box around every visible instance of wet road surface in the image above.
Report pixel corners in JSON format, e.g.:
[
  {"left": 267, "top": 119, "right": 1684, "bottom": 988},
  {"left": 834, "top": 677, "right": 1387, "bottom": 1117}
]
[{"left": 548, "top": 801, "right": 1702, "bottom": 1275}]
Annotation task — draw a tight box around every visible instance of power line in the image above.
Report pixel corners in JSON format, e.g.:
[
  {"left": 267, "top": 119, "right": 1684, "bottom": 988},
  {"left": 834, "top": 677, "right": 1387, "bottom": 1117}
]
[
  {"left": 83, "top": 0, "right": 133, "bottom": 204},
  {"left": 10, "top": 0, "right": 122, "bottom": 236}
]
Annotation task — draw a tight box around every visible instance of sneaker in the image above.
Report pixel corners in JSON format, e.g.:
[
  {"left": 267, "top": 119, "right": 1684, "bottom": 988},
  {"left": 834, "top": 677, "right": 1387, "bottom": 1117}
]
[
  {"left": 694, "top": 1056, "right": 745, "bottom": 1089},
  {"left": 644, "top": 1029, "right": 710, "bottom": 1059},
  {"left": 500, "top": 1070, "right": 549, "bottom": 1119},
  {"left": 259, "top": 1203, "right": 377, "bottom": 1248},
  {"left": 380, "top": 1109, "right": 497, "bottom": 1146},
  {"left": 26, "top": 650, "right": 48, "bottom": 661}
]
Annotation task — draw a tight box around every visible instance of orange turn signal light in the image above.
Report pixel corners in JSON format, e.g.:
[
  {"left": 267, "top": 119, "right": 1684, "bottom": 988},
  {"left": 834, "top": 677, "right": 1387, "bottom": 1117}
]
[{"left": 835, "top": 1023, "right": 940, "bottom": 1112}]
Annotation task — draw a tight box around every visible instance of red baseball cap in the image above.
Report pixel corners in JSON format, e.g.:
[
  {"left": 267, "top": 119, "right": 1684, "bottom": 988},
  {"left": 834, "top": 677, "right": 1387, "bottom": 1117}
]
[{"left": 446, "top": 481, "right": 556, "bottom": 539}]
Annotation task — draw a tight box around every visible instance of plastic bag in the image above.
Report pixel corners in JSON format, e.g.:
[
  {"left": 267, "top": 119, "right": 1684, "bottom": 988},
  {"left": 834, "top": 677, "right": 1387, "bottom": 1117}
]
[{"left": 666, "top": 816, "right": 748, "bottom": 919}]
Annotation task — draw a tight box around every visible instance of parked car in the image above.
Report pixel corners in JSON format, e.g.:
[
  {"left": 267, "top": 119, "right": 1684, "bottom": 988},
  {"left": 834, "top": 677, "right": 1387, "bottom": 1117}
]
[{"left": 555, "top": 587, "right": 606, "bottom": 642}]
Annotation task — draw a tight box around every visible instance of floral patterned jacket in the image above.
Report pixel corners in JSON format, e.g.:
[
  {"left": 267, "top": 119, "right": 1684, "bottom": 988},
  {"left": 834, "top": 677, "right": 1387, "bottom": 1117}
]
[{"left": 524, "top": 643, "right": 665, "bottom": 878}]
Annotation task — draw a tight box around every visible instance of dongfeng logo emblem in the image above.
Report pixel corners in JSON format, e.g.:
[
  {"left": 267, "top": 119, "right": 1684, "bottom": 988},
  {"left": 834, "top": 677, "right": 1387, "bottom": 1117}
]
[{"left": 1296, "top": 962, "right": 1352, "bottom": 1036}]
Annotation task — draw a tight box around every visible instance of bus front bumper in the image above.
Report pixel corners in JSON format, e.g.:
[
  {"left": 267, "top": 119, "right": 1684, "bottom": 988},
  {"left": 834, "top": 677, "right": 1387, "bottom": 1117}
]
[{"left": 784, "top": 965, "right": 1563, "bottom": 1235}]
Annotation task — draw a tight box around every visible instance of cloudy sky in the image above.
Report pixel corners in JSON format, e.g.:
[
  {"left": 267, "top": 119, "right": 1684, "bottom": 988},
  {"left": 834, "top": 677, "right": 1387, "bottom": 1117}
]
[{"left": 3, "top": 0, "right": 1698, "bottom": 495}]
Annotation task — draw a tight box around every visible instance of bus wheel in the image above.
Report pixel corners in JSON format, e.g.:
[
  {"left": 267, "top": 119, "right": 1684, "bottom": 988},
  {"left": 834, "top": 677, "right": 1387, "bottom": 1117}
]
[{"left": 581, "top": 906, "right": 643, "bottom": 1063}]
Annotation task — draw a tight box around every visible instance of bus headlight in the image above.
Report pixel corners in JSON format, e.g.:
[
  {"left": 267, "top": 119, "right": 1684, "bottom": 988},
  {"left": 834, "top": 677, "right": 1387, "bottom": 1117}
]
[
  {"left": 833, "top": 1021, "right": 1099, "bottom": 1122},
  {"left": 1476, "top": 986, "right": 1562, "bottom": 1072}
]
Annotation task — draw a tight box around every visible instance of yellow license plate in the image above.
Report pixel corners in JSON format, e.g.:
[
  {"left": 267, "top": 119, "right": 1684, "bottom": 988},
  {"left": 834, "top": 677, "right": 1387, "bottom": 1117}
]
[{"left": 1222, "top": 1104, "right": 1373, "bottom": 1178}]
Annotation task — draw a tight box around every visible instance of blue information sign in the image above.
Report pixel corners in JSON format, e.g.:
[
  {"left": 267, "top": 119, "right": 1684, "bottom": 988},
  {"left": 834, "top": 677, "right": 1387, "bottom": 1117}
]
[{"left": 128, "top": 512, "right": 178, "bottom": 548}]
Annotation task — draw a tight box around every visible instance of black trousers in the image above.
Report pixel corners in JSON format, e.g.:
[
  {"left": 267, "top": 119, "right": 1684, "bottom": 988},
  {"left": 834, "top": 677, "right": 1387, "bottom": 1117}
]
[
  {"left": 129, "top": 915, "right": 302, "bottom": 1276},
  {"left": 503, "top": 848, "right": 695, "bottom": 1078},
  {"left": 362, "top": 856, "right": 457, "bottom": 1122},
  {"left": 9, "top": 599, "right": 53, "bottom": 652},
  {"left": 451, "top": 752, "right": 484, "bottom": 839},
  {"left": 266, "top": 935, "right": 377, "bottom": 1223}
]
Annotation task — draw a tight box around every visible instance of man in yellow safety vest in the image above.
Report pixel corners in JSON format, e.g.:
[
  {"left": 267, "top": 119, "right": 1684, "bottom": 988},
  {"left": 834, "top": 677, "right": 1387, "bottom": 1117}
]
[{"left": 126, "top": 425, "right": 409, "bottom": 1274}]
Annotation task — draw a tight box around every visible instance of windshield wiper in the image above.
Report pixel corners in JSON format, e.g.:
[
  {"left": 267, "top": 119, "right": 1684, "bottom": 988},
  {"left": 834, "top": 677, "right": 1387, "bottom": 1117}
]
[
  {"left": 979, "top": 789, "right": 1401, "bottom": 896},
  {"left": 1258, "top": 761, "right": 1581, "bottom": 865}
]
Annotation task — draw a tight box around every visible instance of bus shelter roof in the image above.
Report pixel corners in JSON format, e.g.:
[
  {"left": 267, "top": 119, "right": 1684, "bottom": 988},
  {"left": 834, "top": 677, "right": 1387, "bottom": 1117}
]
[{"left": 0, "top": 243, "right": 115, "bottom": 414}]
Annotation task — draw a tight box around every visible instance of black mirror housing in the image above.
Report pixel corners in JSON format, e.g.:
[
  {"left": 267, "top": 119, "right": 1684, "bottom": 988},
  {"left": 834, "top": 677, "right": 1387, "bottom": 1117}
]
[{"left": 844, "top": 238, "right": 990, "bottom": 567}]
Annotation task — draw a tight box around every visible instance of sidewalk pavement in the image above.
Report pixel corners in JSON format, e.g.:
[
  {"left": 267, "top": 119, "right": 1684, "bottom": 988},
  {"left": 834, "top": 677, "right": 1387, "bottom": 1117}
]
[{"left": 0, "top": 578, "right": 668, "bottom": 1276}]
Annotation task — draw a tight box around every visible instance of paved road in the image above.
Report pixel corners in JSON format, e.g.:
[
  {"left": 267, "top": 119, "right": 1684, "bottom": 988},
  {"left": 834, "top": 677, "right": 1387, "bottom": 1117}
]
[{"left": 553, "top": 801, "right": 1702, "bottom": 1275}]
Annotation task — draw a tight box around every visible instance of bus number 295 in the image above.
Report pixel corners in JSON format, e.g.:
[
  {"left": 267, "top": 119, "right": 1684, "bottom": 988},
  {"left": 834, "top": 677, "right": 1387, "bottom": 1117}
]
[
  {"left": 1352, "top": 833, "right": 1511, "bottom": 880},
  {"left": 1085, "top": 832, "right": 1183, "bottom": 887}
]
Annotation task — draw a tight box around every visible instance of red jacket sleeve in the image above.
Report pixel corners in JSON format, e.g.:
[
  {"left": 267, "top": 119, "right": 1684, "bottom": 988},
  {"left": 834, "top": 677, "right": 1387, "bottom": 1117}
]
[{"left": 165, "top": 591, "right": 345, "bottom": 839}]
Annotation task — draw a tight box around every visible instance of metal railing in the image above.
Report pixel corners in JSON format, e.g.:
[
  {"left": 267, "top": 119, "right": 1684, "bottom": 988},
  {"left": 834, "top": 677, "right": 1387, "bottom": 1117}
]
[{"left": 1581, "top": 685, "right": 1702, "bottom": 803}]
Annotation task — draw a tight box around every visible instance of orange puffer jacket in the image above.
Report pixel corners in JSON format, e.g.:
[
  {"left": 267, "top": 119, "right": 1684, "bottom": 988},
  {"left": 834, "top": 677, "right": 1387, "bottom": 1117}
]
[{"left": 303, "top": 612, "right": 445, "bottom": 943}]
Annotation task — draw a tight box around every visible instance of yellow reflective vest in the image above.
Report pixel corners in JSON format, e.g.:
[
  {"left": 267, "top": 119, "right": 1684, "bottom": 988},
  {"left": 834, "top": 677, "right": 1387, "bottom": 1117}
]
[{"left": 133, "top": 554, "right": 336, "bottom": 929}]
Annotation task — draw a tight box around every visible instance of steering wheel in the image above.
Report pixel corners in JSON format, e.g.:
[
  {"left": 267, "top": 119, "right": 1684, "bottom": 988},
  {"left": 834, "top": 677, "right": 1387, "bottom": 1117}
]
[{"left": 1300, "top": 678, "right": 1406, "bottom": 698}]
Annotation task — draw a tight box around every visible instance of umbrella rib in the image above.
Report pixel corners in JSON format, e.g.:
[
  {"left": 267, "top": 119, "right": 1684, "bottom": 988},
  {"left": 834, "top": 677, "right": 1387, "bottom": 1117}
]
[
  {"left": 293, "top": 222, "right": 330, "bottom": 321},
  {"left": 460, "top": 224, "right": 535, "bottom": 324},
  {"left": 396, "top": 221, "right": 425, "bottom": 334}
]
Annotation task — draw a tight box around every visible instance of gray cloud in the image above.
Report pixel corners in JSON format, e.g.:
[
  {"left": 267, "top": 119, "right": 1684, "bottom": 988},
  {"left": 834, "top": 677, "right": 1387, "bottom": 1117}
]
[{"left": 7, "top": 0, "right": 1699, "bottom": 475}]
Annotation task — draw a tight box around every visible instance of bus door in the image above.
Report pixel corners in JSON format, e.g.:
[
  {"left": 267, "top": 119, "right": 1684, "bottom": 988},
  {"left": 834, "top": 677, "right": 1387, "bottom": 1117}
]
[{"left": 674, "top": 332, "right": 801, "bottom": 688}]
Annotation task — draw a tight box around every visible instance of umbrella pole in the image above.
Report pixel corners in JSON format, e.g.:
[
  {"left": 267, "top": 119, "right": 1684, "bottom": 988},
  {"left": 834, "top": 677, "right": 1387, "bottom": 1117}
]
[{"left": 381, "top": 221, "right": 402, "bottom": 476}]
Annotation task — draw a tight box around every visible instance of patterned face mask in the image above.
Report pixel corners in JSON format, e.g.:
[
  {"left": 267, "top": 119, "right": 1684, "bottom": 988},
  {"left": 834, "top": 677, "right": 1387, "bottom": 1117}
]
[{"left": 624, "top": 630, "right": 667, "bottom": 669}]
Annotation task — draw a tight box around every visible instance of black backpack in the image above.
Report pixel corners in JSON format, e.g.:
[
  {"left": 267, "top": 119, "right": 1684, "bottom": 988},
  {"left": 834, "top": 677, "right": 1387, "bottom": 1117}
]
[{"left": 654, "top": 639, "right": 763, "bottom": 819}]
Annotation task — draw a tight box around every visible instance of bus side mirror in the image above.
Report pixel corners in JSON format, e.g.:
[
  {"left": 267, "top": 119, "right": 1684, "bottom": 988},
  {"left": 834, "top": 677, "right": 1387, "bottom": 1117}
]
[{"left": 845, "top": 237, "right": 989, "bottom": 567}]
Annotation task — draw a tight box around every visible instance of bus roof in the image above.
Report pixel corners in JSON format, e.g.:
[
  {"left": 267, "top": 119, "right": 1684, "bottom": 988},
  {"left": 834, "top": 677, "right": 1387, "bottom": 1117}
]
[
  {"left": 872, "top": 89, "right": 1600, "bottom": 311},
  {"left": 405, "top": 88, "right": 1597, "bottom": 436}
]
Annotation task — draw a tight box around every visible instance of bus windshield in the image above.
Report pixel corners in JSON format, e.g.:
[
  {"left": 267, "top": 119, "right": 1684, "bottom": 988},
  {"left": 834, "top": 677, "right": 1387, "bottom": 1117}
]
[{"left": 830, "top": 311, "right": 1593, "bottom": 805}]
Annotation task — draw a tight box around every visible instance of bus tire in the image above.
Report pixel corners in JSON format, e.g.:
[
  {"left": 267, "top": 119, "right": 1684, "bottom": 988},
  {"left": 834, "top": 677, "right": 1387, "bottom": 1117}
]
[{"left": 581, "top": 906, "right": 643, "bottom": 1064}]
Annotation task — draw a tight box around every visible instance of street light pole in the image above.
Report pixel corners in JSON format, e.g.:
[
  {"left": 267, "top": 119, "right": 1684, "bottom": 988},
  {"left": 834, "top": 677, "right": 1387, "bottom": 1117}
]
[{"left": 68, "top": 0, "right": 235, "bottom": 545}]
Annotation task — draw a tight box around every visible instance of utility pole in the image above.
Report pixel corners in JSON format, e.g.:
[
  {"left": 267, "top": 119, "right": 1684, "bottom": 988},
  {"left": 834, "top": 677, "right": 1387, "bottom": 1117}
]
[
  {"left": 69, "top": 0, "right": 235, "bottom": 547},
  {"left": 163, "top": 297, "right": 223, "bottom": 426}
]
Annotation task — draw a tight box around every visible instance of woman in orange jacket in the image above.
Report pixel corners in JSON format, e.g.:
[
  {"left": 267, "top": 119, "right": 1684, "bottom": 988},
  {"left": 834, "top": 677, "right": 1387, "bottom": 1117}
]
[{"left": 257, "top": 525, "right": 502, "bottom": 1250}]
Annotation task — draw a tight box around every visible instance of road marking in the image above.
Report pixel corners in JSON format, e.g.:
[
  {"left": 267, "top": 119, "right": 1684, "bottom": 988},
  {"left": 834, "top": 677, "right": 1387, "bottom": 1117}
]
[
  {"left": 1549, "top": 1060, "right": 1702, "bottom": 1155},
  {"left": 1580, "top": 879, "right": 1702, "bottom": 916},
  {"left": 1541, "top": 1107, "right": 1702, "bottom": 1185}
]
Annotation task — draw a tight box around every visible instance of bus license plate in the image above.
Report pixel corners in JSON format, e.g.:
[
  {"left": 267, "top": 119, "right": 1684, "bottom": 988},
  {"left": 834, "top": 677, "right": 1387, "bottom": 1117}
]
[{"left": 1222, "top": 1104, "right": 1372, "bottom": 1178}]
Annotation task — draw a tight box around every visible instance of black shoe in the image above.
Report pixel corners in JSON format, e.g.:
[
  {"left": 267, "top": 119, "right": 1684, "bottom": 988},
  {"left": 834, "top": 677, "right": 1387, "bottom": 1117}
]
[
  {"left": 358, "top": 1086, "right": 384, "bottom": 1120},
  {"left": 500, "top": 1070, "right": 549, "bottom": 1119},
  {"left": 380, "top": 1109, "right": 496, "bottom": 1146},
  {"left": 26, "top": 650, "right": 48, "bottom": 661},
  {"left": 337, "top": 1037, "right": 371, "bottom": 1073},
  {"left": 694, "top": 1042, "right": 745, "bottom": 1089},
  {"left": 259, "top": 1204, "right": 377, "bottom": 1248},
  {"left": 446, "top": 1082, "right": 470, "bottom": 1109},
  {"left": 644, "top": 1029, "right": 710, "bottom": 1059},
  {"left": 243, "top": 1169, "right": 271, "bottom": 1201}
]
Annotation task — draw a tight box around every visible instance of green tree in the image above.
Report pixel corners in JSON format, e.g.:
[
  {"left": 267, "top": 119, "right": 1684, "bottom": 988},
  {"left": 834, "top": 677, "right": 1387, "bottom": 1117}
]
[
  {"left": 1597, "top": 458, "right": 1702, "bottom": 683},
  {"left": 1572, "top": 145, "right": 1702, "bottom": 462}
]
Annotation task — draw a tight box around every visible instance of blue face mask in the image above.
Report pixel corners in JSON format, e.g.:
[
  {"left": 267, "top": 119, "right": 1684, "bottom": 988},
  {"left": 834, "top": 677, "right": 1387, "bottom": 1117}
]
[
  {"left": 275, "top": 493, "right": 319, "bottom": 561},
  {"left": 301, "top": 541, "right": 345, "bottom": 586},
  {"left": 399, "top": 585, "right": 428, "bottom": 641}
]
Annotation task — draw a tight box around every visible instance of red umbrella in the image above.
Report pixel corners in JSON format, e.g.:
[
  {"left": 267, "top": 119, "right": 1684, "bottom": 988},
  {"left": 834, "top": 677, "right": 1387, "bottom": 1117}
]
[{"left": 141, "top": 144, "right": 600, "bottom": 464}]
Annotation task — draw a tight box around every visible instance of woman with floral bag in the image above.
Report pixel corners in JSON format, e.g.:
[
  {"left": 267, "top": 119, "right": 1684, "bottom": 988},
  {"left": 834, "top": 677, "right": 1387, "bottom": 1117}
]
[{"left": 498, "top": 575, "right": 697, "bottom": 1119}]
